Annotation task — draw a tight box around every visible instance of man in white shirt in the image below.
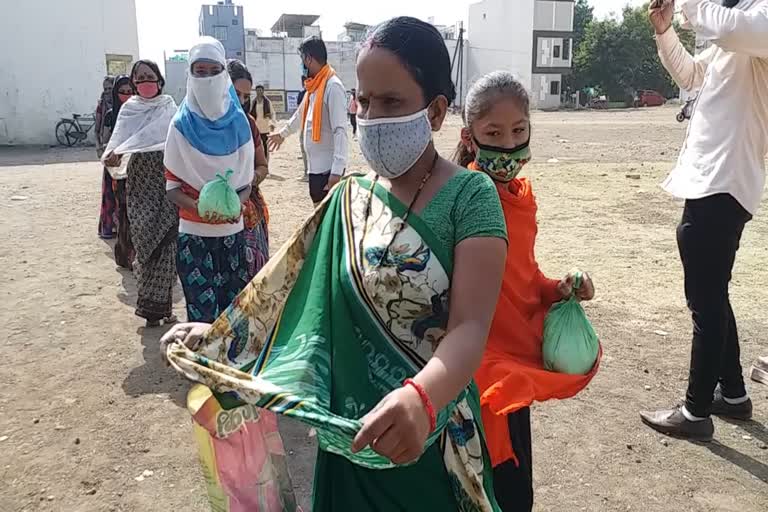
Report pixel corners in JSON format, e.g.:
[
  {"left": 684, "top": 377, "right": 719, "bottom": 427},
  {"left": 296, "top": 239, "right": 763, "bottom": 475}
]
[
  {"left": 269, "top": 37, "right": 349, "bottom": 205},
  {"left": 641, "top": 0, "right": 768, "bottom": 441}
]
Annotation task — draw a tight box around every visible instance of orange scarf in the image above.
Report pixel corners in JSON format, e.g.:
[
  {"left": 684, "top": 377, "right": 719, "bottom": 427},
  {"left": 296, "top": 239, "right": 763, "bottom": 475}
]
[
  {"left": 302, "top": 64, "right": 336, "bottom": 143},
  {"left": 468, "top": 161, "right": 601, "bottom": 468}
]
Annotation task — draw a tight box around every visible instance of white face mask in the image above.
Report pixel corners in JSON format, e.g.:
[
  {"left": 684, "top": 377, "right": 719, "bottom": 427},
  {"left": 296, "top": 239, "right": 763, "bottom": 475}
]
[
  {"left": 357, "top": 109, "right": 433, "bottom": 179},
  {"left": 187, "top": 70, "right": 231, "bottom": 120}
]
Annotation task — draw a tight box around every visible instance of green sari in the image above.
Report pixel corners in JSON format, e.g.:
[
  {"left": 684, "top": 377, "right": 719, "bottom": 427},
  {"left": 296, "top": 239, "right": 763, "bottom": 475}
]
[{"left": 168, "top": 175, "right": 502, "bottom": 511}]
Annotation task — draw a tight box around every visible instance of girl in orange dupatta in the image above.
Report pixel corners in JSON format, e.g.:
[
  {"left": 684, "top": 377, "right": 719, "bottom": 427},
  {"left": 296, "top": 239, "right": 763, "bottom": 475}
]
[{"left": 454, "top": 71, "right": 601, "bottom": 512}]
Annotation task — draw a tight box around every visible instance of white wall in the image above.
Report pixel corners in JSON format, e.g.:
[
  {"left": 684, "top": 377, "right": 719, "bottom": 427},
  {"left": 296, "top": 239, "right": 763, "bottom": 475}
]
[
  {"left": 0, "top": 0, "right": 140, "bottom": 145},
  {"left": 467, "top": 0, "right": 535, "bottom": 100},
  {"left": 531, "top": 73, "right": 562, "bottom": 109},
  {"left": 164, "top": 59, "right": 189, "bottom": 106},
  {"left": 245, "top": 35, "right": 358, "bottom": 112},
  {"left": 535, "top": 37, "right": 572, "bottom": 68},
  {"left": 534, "top": 0, "right": 574, "bottom": 31}
]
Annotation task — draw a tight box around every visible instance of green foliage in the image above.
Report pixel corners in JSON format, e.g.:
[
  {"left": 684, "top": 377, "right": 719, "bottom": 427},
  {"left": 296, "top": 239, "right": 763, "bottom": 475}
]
[
  {"left": 563, "top": 0, "right": 595, "bottom": 92},
  {"left": 572, "top": 2, "right": 697, "bottom": 101}
]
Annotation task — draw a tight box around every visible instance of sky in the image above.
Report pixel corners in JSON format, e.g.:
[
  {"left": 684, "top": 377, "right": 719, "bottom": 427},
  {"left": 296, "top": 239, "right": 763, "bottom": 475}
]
[{"left": 135, "top": 0, "right": 645, "bottom": 66}]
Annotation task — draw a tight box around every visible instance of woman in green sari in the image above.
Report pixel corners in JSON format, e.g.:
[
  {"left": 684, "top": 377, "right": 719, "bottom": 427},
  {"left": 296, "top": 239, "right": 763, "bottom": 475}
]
[{"left": 162, "top": 16, "right": 508, "bottom": 511}]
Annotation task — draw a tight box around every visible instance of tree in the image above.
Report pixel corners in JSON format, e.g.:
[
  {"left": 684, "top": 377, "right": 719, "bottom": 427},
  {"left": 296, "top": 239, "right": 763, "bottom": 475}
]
[
  {"left": 564, "top": 0, "right": 595, "bottom": 92},
  {"left": 572, "top": 2, "right": 698, "bottom": 102}
]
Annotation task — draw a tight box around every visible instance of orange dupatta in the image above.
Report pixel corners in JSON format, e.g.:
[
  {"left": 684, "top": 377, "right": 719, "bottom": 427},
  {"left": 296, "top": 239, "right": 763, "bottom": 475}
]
[
  {"left": 468, "top": 162, "right": 601, "bottom": 467},
  {"left": 302, "top": 64, "right": 336, "bottom": 143}
]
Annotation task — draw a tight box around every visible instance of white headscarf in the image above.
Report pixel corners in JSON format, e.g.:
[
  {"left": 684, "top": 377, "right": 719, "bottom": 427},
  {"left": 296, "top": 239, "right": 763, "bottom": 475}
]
[{"left": 186, "top": 37, "right": 231, "bottom": 120}]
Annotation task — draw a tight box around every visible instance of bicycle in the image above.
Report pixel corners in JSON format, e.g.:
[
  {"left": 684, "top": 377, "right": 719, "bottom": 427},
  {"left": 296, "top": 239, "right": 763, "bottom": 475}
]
[{"left": 55, "top": 113, "right": 96, "bottom": 147}]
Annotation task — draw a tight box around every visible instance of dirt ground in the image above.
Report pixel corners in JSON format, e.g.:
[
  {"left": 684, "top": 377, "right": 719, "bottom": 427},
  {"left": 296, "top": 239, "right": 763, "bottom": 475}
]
[{"left": 1, "top": 106, "right": 767, "bottom": 512}]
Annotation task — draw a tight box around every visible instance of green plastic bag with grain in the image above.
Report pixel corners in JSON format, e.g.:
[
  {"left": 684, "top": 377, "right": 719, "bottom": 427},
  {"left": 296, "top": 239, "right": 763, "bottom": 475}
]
[
  {"left": 542, "top": 272, "right": 599, "bottom": 375},
  {"left": 197, "top": 169, "right": 241, "bottom": 220}
]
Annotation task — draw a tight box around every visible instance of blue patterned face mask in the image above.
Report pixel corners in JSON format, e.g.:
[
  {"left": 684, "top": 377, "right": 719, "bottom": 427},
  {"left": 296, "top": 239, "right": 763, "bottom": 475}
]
[{"left": 357, "top": 109, "right": 433, "bottom": 179}]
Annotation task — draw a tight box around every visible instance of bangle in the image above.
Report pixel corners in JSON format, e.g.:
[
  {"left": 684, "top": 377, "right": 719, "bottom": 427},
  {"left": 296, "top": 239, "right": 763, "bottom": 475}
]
[{"left": 403, "top": 378, "right": 436, "bottom": 432}]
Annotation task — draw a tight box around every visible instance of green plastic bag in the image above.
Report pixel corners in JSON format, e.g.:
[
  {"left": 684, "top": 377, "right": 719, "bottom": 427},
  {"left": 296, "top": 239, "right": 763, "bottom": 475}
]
[
  {"left": 197, "top": 169, "right": 241, "bottom": 220},
  {"left": 542, "top": 272, "right": 599, "bottom": 375}
]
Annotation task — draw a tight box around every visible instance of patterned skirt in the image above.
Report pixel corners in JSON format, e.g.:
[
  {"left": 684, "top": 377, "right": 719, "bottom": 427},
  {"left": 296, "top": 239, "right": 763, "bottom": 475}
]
[
  {"left": 126, "top": 151, "right": 179, "bottom": 321},
  {"left": 98, "top": 168, "right": 116, "bottom": 239},
  {"left": 177, "top": 231, "right": 249, "bottom": 324}
]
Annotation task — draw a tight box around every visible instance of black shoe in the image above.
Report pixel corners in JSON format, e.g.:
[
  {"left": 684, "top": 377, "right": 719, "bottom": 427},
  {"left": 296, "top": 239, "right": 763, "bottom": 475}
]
[
  {"left": 711, "top": 387, "right": 753, "bottom": 421},
  {"left": 640, "top": 406, "right": 714, "bottom": 441}
]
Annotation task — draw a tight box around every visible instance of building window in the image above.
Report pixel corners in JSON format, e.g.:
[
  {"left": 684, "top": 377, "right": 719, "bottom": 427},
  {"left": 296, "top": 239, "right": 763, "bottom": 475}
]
[
  {"left": 214, "top": 26, "right": 228, "bottom": 41},
  {"left": 232, "top": 18, "right": 239, "bottom": 26},
  {"left": 563, "top": 39, "right": 571, "bottom": 60},
  {"left": 553, "top": 45, "right": 561, "bottom": 59},
  {"left": 550, "top": 80, "right": 561, "bottom": 96}
]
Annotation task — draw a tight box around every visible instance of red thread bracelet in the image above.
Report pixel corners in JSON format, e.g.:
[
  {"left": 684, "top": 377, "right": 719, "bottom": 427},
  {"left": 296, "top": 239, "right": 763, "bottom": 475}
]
[{"left": 403, "top": 378, "right": 437, "bottom": 432}]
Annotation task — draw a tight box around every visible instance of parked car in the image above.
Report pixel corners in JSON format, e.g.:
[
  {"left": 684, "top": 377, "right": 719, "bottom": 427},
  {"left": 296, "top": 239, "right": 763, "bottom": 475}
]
[{"left": 634, "top": 90, "right": 666, "bottom": 108}]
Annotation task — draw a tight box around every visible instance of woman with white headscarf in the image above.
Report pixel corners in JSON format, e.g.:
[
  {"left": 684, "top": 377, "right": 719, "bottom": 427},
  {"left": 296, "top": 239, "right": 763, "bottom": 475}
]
[
  {"left": 165, "top": 37, "right": 255, "bottom": 324},
  {"left": 103, "top": 61, "right": 179, "bottom": 327}
]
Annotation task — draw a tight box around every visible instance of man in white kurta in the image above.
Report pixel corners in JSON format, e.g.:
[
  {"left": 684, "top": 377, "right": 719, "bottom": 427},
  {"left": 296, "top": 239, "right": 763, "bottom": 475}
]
[{"left": 641, "top": 0, "right": 768, "bottom": 440}]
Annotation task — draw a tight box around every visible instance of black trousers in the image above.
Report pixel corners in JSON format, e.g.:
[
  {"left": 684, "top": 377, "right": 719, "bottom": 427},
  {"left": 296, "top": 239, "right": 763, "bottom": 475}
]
[
  {"left": 349, "top": 113, "right": 357, "bottom": 135},
  {"left": 260, "top": 133, "right": 270, "bottom": 162},
  {"left": 309, "top": 172, "right": 331, "bottom": 204},
  {"left": 492, "top": 407, "right": 533, "bottom": 512},
  {"left": 678, "top": 194, "right": 752, "bottom": 417}
]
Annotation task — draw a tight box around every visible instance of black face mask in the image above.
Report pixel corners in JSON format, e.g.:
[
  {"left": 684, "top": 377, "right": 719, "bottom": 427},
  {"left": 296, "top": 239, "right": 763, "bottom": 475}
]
[{"left": 722, "top": 0, "right": 740, "bottom": 7}]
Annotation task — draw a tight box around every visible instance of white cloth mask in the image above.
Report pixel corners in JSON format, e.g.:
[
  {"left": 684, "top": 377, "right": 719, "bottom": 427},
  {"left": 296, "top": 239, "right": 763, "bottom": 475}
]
[{"left": 357, "top": 109, "right": 433, "bottom": 179}]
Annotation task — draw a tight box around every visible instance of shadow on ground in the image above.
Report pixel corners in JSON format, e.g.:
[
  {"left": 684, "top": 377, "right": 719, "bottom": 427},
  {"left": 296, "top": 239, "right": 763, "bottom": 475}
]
[
  {"left": 0, "top": 146, "right": 99, "bottom": 167},
  {"left": 121, "top": 324, "right": 189, "bottom": 408}
]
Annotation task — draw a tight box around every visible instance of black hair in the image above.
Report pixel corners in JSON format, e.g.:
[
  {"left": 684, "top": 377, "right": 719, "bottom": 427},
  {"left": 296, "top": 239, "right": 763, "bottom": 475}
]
[
  {"left": 107, "top": 75, "right": 132, "bottom": 128},
  {"left": 255, "top": 84, "right": 265, "bottom": 91},
  {"left": 299, "top": 36, "right": 328, "bottom": 65},
  {"left": 722, "top": 0, "right": 740, "bottom": 6},
  {"left": 365, "top": 16, "right": 456, "bottom": 106},
  {"left": 130, "top": 59, "right": 165, "bottom": 89},
  {"left": 452, "top": 71, "right": 530, "bottom": 167},
  {"left": 226, "top": 59, "right": 252, "bottom": 84}
]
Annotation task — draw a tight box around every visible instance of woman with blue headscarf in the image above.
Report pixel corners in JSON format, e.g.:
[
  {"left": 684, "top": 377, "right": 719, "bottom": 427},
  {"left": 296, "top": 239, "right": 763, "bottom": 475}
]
[{"left": 165, "top": 37, "right": 255, "bottom": 324}]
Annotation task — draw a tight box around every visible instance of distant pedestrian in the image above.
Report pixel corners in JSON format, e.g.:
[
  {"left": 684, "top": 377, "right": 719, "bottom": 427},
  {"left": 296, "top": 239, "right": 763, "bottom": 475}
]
[
  {"left": 228, "top": 59, "right": 271, "bottom": 280},
  {"left": 348, "top": 88, "right": 358, "bottom": 138},
  {"left": 269, "top": 37, "right": 349, "bottom": 205},
  {"left": 103, "top": 60, "right": 179, "bottom": 327},
  {"left": 104, "top": 76, "right": 136, "bottom": 269},
  {"left": 250, "top": 85, "right": 275, "bottom": 162},
  {"left": 96, "top": 75, "right": 117, "bottom": 239}
]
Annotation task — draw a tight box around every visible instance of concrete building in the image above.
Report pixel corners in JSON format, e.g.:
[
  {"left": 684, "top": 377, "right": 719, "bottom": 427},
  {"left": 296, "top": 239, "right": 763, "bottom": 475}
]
[
  {"left": 246, "top": 15, "right": 351, "bottom": 115},
  {"left": 164, "top": 52, "right": 190, "bottom": 106},
  {"left": 338, "top": 22, "right": 371, "bottom": 43},
  {"left": 246, "top": 14, "right": 468, "bottom": 116},
  {"left": 468, "top": 0, "right": 573, "bottom": 109},
  {"left": 0, "top": 0, "right": 140, "bottom": 145},
  {"left": 199, "top": 1, "right": 246, "bottom": 60}
]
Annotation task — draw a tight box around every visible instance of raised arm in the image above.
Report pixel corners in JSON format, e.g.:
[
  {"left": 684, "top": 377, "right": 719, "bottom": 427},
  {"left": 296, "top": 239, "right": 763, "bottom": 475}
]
[
  {"left": 651, "top": 0, "right": 715, "bottom": 91},
  {"left": 680, "top": 0, "right": 768, "bottom": 58}
]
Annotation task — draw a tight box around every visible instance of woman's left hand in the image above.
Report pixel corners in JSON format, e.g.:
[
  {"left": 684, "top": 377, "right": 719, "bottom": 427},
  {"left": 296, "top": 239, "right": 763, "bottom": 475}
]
[
  {"left": 159, "top": 322, "right": 211, "bottom": 365},
  {"left": 351, "top": 385, "right": 431, "bottom": 465},
  {"left": 557, "top": 271, "right": 595, "bottom": 301},
  {"left": 103, "top": 151, "right": 121, "bottom": 167}
]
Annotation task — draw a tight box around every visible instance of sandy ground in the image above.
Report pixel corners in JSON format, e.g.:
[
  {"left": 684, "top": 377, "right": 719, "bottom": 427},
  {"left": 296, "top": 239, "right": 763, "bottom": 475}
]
[{"left": 1, "top": 106, "right": 767, "bottom": 512}]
